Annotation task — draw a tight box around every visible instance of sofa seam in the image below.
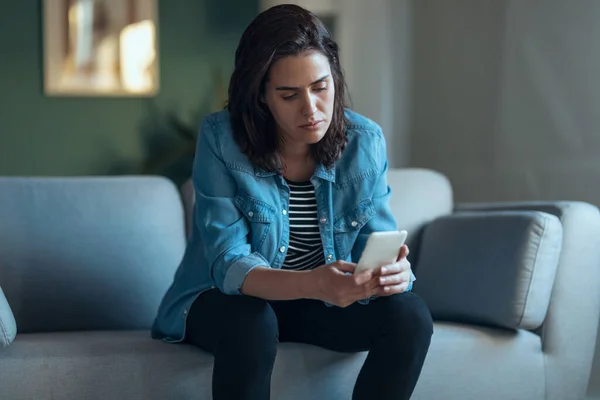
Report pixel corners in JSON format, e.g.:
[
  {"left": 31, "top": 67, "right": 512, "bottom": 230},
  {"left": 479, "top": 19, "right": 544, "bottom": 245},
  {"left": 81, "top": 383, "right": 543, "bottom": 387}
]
[{"left": 517, "top": 212, "right": 548, "bottom": 328}]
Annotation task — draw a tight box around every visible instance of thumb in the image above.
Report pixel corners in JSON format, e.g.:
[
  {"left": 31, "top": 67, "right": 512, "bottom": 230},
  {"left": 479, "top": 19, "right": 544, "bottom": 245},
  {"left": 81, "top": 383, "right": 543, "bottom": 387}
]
[
  {"left": 332, "top": 261, "right": 357, "bottom": 274},
  {"left": 396, "top": 245, "right": 409, "bottom": 262}
]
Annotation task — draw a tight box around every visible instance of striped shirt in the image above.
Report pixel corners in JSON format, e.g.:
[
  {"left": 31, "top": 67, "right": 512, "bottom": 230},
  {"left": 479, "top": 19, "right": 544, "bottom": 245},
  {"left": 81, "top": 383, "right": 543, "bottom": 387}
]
[{"left": 282, "top": 179, "right": 326, "bottom": 271}]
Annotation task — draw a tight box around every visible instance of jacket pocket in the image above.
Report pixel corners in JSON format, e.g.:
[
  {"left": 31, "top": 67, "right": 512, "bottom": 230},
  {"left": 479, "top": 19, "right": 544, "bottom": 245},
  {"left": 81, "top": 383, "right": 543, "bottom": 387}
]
[
  {"left": 233, "top": 191, "right": 275, "bottom": 252},
  {"left": 333, "top": 199, "right": 375, "bottom": 260}
]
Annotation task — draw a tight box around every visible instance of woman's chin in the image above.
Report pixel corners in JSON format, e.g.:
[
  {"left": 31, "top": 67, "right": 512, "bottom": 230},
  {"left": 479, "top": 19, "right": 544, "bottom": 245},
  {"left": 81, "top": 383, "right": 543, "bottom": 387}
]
[
  {"left": 304, "top": 132, "right": 327, "bottom": 144},
  {"left": 296, "top": 126, "right": 328, "bottom": 144}
]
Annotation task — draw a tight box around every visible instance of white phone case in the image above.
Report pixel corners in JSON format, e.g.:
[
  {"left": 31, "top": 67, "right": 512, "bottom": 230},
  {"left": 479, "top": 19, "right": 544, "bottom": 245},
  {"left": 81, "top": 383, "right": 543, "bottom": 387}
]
[{"left": 355, "top": 230, "right": 408, "bottom": 274}]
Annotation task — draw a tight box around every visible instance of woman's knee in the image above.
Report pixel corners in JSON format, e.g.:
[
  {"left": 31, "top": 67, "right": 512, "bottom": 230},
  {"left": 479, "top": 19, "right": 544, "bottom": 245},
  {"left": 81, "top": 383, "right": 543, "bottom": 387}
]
[
  {"left": 378, "top": 292, "right": 434, "bottom": 341},
  {"left": 220, "top": 295, "right": 279, "bottom": 349}
]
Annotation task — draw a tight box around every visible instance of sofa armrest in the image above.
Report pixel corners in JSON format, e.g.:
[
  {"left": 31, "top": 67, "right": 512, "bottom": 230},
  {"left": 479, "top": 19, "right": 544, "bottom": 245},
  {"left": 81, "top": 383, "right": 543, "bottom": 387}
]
[
  {"left": 0, "top": 285, "right": 17, "bottom": 349},
  {"left": 456, "top": 201, "right": 600, "bottom": 400},
  {"left": 414, "top": 209, "right": 562, "bottom": 331}
]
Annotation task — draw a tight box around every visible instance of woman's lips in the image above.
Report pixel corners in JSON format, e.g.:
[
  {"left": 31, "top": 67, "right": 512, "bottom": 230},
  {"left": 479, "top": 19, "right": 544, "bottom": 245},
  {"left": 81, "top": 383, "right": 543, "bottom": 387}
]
[{"left": 299, "top": 120, "right": 324, "bottom": 130}]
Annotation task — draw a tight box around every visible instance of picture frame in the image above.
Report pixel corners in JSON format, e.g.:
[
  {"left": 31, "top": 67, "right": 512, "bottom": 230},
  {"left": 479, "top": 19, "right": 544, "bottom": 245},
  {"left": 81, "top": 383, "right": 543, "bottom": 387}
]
[{"left": 43, "top": 0, "right": 159, "bottom": 97}]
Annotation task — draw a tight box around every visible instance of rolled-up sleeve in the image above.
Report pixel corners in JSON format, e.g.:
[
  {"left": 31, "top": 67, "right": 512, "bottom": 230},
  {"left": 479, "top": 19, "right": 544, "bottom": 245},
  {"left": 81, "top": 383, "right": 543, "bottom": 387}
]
[{"left": 192, "top": 118, "right": 269, "bottom": 295}]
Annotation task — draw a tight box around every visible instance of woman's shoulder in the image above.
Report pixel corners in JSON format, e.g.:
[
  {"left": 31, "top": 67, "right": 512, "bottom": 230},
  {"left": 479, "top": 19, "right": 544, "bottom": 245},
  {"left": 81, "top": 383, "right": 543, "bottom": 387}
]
[
  {"left": 197, "top": 109, "right": 257, "bottom": 174},
  {"left": 339, "top": 109, "right": 387, "bottom": 164},
  {"left": 199, "top": 108, "right": 233, "bottom": 138},
  {"left": 330, "top": 109, "right": 389, "bottom": 185},
  {"left": 344, "top": 108, "right": 384, "bottom": 137}
]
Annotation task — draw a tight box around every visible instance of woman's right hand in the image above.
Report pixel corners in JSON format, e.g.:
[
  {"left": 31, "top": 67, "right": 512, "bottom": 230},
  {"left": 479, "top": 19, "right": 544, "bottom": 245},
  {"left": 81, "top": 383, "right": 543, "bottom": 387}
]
[{"left": 309, "top": 261, "right": 380, "bottom": 308}]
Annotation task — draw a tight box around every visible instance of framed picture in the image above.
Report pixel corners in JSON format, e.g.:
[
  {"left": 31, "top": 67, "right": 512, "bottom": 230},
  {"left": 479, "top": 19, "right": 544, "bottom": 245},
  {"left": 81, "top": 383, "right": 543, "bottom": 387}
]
[{"left": 43, "top": 0, "right": 159, "bottom": 97}]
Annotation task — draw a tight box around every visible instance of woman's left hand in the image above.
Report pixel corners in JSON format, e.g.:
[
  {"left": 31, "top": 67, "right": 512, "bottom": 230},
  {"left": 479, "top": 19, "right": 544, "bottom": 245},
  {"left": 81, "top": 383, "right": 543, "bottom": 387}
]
[{"left": 374, "top": 245, "right": 412, "bottom": 296}]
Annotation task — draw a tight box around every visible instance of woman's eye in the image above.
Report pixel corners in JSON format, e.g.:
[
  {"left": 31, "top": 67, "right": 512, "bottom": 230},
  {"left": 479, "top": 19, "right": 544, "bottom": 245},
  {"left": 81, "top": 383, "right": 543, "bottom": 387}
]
[
  {"left": 282, "top": 93, "right": 296, "bottom": 100},
  {"left": 314, "top": 86, "right": 327, "bottom": 92}
]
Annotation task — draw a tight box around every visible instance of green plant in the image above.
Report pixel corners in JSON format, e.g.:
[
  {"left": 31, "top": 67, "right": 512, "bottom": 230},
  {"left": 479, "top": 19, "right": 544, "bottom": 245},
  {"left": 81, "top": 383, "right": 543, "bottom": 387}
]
[{"left": 139, "top": 66, "right": 228, "bottom": 187}]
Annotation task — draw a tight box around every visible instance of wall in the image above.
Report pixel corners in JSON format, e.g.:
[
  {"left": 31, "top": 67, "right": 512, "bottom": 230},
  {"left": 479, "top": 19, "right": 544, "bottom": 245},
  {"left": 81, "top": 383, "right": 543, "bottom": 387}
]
[
  {"left": 411, "top": 0, "right": 600, "bottom": 208},
  {"left": 0, "top": 0, "right": 257, "bottom": 177},
  {"left": 337, "top": 0, "right": 405, "bottom": 168}
]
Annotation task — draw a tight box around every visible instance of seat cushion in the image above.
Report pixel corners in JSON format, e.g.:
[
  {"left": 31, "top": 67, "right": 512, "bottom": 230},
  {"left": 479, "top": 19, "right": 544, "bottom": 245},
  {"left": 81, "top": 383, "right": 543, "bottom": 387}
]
[
  {"left": 0, "top": 324, "right": 545, "bottom": 400},
  {"left": 415, "top": 210, "right": 563, "bottom": 330},
  {"left": 414, "top": 322, "right": 545, "bottom": 400},
  {"left": 0, "top": 331, "right": 214, "bottom": 400},
  {"left": 0, "top": 331, "right": 368, "bottom": 400}
]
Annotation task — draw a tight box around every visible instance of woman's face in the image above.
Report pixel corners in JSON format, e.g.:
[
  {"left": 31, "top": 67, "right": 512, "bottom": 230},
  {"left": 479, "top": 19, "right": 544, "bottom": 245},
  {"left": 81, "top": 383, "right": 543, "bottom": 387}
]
[{"left": 263, "top": 51, "right": 335, "bottom": 151}]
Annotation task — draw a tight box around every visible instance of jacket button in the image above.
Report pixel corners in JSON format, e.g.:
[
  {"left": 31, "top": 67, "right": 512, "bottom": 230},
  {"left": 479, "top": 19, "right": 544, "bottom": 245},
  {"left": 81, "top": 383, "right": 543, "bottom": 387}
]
[
  {"left": 282, "top": 209, "right": 287, "bottom": 215},
  {"left": 279, "top": 246, "right": 286, "bottom": 253},
  {"left": 327, "top": 254, "right": 333, "bottom": 260},
  {"left": 320, "top": 217, "right": 327, "bottom": 223},
  {"left": 248, "top": 211, "right": 254, "bottom": 217},
  {"left": 183, "top": 309, "right": 188, "bottom": 315},
  {"left": 351, "top": 220, "right": 358, "bottom": 227}
]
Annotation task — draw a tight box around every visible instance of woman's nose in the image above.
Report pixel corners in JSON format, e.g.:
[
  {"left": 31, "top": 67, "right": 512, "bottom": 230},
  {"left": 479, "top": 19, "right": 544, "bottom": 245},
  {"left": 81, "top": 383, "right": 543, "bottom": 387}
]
[{"left": 301, "top": 93, "right": 318, "bottom": 116}]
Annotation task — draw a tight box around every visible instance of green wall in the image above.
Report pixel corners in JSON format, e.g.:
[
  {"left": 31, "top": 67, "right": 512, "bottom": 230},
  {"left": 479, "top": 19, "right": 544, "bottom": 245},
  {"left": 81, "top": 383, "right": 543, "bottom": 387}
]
[{"left": 0, "top": 0, "right": 258, "bottom": 177}]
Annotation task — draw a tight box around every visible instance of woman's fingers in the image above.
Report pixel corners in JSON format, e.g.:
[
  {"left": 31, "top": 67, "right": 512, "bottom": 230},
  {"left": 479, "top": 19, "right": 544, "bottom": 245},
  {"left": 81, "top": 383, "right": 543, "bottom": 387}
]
[
  {"left": 376, "top": 259, "right": 410, "bottom": 277},
  {"left": 378, "top": 273, "right": 408, "bottom": 286},
  {"left": 377, "top": 281, "right": 410, "bottom": 296}
]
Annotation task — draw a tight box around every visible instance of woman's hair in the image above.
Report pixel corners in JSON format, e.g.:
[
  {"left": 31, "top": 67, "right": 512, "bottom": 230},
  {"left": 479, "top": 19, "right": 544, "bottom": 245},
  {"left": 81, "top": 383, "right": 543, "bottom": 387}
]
[{"left": 227, "top": 4, "right": 348, "bottom": 172}]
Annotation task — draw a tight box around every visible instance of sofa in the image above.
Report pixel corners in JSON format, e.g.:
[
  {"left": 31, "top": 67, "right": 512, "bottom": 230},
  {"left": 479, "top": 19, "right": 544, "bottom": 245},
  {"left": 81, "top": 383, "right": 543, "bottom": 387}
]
[{"left": 0, "top": 168, "right": 599, "bottom": 400}]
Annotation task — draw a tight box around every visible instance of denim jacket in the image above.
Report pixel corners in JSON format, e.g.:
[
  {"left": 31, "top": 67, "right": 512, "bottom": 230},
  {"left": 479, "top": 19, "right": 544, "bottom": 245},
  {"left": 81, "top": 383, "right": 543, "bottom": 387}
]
[{"left": 151, "top": 108, "right": 415, "bottom": 343}]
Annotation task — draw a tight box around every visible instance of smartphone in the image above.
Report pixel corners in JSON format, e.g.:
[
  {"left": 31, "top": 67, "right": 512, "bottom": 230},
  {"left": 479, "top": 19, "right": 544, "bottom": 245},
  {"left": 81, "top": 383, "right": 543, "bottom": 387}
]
[{"left": 355, "top": 230, "right": 408, "bottom": 274}]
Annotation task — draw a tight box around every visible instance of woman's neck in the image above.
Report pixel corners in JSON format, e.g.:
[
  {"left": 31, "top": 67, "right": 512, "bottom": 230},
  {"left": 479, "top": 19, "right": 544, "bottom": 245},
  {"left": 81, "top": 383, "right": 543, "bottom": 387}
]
[{"left": 281, "top": 146, "right": 315, "bottom": 182}]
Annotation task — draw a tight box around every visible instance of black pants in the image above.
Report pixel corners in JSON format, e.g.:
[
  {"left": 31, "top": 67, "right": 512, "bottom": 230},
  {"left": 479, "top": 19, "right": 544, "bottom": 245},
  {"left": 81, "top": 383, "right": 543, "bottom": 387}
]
[{"left": 186, "top": 289, "right": 433, "bottom": 400}]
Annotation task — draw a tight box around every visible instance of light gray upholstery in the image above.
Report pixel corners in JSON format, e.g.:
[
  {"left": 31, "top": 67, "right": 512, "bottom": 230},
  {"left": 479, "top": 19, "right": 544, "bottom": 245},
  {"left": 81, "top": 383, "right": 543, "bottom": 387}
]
[
  {"left": 0, "top": 323, "right": 544, "bottom": 400},
  {"left": 0, "top": 171, "right": 599, "bottom": 400},
  {"left": 414, "top": 322, "right": 545, "bottom": 400},
  {"left": 414, "top": 210, "right": 563, "bottom": 330},
  {"left": 457, "top": 201, "right": 600, "bottom": 400},
  {"left": 386, "top": 168, "right": 453, "bottom": 251},
  {"left": 0, "top": 177, "right": 187, "bottom": 333},
  {"left": 0, "top": 331, "right": 368, "bottom": 400},
  {"left": 0, "top": 286, "right": 16, "bottom": 348}
]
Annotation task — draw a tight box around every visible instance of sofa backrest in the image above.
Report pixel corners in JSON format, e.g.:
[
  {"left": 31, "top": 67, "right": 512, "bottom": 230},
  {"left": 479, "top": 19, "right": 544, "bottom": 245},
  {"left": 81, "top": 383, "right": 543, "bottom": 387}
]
[
  {"left": 385, "top": 168, "right": 454, "bottom": 265},
  {"left": 0, "top": 176, "right": 186, "bottom": 333}
]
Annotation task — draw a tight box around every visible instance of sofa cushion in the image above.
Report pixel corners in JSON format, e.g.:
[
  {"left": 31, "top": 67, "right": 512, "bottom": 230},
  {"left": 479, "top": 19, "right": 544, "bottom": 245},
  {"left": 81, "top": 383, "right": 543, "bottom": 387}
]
[
  {"left": 0, "top": 177, "right": 187, "bottom": 333},
  {"left": 0, "top": 325, "right": 544, "bottom": 400},
  {"left": 386, "top": 168, "right": 453, "bottom": 250},
  {"left": 414, "top": 210, "right": 563, "bottom": 330},
  {"left": 0, "top": 286, "right": 16, "bottom": 348},
  {"left": 415, "top": 322, "right": 545, "bottom": 400},
  {"left": 0, "top": 331, "right": 368, "bottom": 400}
]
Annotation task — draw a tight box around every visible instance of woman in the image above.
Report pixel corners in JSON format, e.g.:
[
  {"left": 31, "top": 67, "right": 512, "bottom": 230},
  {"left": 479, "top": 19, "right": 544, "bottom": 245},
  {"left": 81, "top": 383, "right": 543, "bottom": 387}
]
[{"left": 152, "top": 4, "right": 433, "bottom": 399}]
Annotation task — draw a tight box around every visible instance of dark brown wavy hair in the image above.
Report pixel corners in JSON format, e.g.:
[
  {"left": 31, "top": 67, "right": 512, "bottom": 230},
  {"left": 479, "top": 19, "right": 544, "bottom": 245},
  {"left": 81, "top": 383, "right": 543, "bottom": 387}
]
[{"left": 227, "top": 4, "right": 349, "bottom": 173}]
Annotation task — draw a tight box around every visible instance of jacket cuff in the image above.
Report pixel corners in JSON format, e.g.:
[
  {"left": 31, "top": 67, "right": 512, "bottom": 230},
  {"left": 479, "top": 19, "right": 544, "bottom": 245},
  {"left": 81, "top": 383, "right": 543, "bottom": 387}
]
[{"left": 222, "top": 252, "right": 270, "bottom": 295}]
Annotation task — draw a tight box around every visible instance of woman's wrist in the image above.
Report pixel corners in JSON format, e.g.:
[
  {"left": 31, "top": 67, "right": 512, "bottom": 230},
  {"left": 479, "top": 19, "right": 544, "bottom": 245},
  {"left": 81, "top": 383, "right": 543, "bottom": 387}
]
[{"left": 297, "top": 269, "right": 322, "bottom": 301}]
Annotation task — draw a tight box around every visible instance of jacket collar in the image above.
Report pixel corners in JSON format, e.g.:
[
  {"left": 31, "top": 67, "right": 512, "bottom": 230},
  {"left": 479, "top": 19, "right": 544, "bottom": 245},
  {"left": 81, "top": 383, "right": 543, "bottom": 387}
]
[{"left": 253, "top": 163, "right": 335, "bottom": 183}]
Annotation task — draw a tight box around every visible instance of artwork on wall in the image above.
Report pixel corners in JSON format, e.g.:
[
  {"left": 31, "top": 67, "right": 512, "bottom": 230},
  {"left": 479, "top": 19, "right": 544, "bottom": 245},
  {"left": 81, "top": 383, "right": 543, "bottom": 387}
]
[{"left": 43, "top": 0, "right": 159, "bottom": 97}]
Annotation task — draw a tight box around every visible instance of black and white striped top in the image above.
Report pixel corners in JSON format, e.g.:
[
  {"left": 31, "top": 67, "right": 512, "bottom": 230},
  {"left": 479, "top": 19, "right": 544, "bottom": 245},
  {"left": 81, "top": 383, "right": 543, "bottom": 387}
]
[{"left": 282, "top": 179, "right": 326, "bottom": 271}]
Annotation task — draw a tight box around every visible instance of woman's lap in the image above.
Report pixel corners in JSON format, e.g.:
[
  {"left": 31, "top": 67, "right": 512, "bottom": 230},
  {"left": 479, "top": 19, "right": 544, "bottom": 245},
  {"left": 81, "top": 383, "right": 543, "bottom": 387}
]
[{"left": 185, "top": 288, "right": 432, "bottom": 354}]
